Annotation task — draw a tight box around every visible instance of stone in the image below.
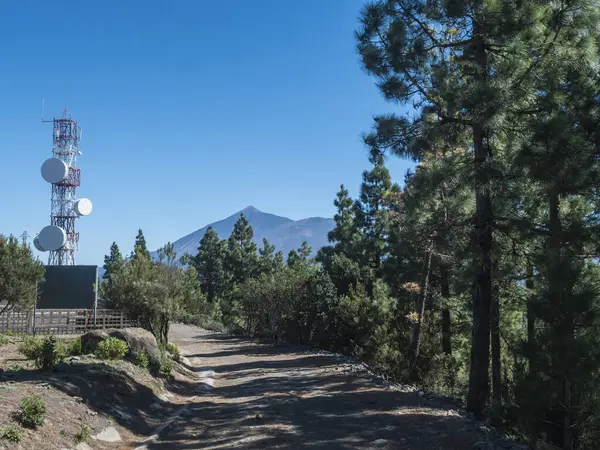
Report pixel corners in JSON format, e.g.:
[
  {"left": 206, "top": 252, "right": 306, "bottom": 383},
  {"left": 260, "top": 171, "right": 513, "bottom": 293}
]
[
  {"left": 75, "top": 443, "right": 92, "bottom": 450},
  {"left": 93, "top": 426, "right": 121, "bottom": 442},
  {"left": 109, "top": 328, "right": 160, "bottom": 362},
  {"left": 81, "top": 330, "right": 110, "bottom": 354}
]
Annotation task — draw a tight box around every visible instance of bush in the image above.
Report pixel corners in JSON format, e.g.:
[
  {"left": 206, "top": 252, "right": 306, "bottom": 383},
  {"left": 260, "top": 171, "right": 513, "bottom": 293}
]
[
  {"left": 153, "top": 351, "right": 174, "bottom": 378},
  {"left": 35, "top": 336, "right": 62, "bottom": 370},
  {"left": 0, "top": 335, "right": 10, "bottom": 346},
  {"left": 165, "top": 343, "right": 181, "bottom": 362},
  {"left": 134, "top": 350, "right": 149, "bottom": 369},
  {"left": 0, "top": 423, "right": 22, "bottom": 444},
  {"left": 16, "top": 395, "right": 46, "bottom": 429},
  {"left": 68, "top": 337, "right": 82, "bottom": 356},
  {"left": 19, "top": 335, "right": 42, "bottom": 360},
  {"left": 96, "top": 337, "right": 128, "bottom": 360},
  {"left": 74, "top": 423, "right": 91, "bottom": 443}
]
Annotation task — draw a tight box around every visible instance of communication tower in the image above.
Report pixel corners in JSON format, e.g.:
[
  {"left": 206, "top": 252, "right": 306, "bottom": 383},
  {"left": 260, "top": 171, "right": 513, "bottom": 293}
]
[{"left": 34, "top": 109, "right": 93, "bottom": 265}]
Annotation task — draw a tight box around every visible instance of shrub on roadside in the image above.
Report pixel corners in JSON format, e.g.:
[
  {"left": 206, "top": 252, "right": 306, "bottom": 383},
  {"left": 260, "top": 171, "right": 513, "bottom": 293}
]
[
  {"left": 0, "top": 423, "right": 22, "bottom": 444},
  {"left": 74, "top": 423, "right": 91, "bottom": 443},
  {"left": 19, "top": 335, "right": 43, "bottom": 360},
  {"left": 134, "top": 350, "right": 149, "bottom": 369},
  {"left": 35, "top": 336, "right": 62, "bottom": 370},
  {"left": 15, "top": 395, "right": 46, "bottom": 429},
  {"left": 152, "top": 351, "right": 174, "bottom": 378},
  {"left": 96, "top": 337, "right": 128, "bottom": 360},
  {"left": 68, "top": 337, "right": 82, "bottom": 356},
  {"left": 165, "top": 343, "right": 181, "bottom": 362}
]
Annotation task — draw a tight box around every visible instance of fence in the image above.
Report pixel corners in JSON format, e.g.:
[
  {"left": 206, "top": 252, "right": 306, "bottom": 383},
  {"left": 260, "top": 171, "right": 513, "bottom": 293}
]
[{"left": 0, "top": 309, "right": 138, "bottom": 335}]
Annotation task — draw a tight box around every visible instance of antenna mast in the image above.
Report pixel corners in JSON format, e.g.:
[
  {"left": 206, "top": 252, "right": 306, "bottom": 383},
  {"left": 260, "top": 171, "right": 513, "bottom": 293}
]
[{"left": 36, "top": 108, "right": 93, "bottom": 265}]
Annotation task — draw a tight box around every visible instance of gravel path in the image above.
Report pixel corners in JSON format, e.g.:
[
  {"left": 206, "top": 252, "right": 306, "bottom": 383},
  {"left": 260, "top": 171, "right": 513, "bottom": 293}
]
[{"left": 144, "top": 324, "right": 523, "bottom": 449}]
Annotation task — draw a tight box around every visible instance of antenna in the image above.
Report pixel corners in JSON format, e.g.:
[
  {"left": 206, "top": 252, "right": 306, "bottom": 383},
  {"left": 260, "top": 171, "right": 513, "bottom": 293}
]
[{"left": 37, "top": 109, "right": 93, "bottom": 265}]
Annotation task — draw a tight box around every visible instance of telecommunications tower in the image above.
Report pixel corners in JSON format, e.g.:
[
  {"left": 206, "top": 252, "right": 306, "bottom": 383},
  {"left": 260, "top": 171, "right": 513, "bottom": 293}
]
[{"left": 34, "top": 109, "right": 93, "bottom": 265}]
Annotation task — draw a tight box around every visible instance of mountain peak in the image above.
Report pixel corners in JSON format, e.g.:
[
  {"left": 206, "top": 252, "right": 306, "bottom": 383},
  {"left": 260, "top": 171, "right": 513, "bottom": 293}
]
[{"left": 241, "top": 205, "right": 261, "bottom": 214}]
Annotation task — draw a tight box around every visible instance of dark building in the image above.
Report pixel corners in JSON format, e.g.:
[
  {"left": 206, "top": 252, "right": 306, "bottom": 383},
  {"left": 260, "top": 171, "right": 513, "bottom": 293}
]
[{"left": 37, "top": 265, "right": 98, "bottom": 310}]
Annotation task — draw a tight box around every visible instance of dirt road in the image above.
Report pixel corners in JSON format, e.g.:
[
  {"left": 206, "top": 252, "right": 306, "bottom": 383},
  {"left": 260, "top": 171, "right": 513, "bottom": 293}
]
[{"left": 142, "top": 324, "right": 519, "bottom": 449}]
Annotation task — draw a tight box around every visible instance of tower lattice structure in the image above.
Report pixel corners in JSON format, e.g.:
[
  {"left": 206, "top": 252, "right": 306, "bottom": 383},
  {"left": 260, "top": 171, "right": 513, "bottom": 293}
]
[{"left": 47, "top": 109, "right": 82, "bottom": 265}]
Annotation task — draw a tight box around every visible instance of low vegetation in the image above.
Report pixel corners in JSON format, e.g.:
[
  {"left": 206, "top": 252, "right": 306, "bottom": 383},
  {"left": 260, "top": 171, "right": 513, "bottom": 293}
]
[
  {"left": 15, "top": 395, "right": 46, "bottom": 429},
  {"left": 134, "top": 350, "right": 149, "bottom": 369},
  {"left": 165, "top": 343, "right": 180, "bottom": 362},
  {"left": 0, "top": 423, "right": 22, "bottom": 444},
  {"left": 96, "top": 337, "right": 128, "bottom": 360},
  {"left": 74, "top": 423, "right": 91, "bottom": 444}
]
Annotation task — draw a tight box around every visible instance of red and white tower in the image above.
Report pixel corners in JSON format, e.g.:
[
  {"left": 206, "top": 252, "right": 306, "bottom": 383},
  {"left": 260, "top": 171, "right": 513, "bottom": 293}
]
[{"left": 35, "top": 109, "right": 93, "bottom": 265}]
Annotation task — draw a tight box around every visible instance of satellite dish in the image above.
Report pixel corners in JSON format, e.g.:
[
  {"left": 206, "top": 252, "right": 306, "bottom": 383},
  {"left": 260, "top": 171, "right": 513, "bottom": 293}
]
[
  {"left": 41, "top": 158, "right": 69, "bottom": 184},
  {"left": 33, "top": 235, "right": 47, "bottom": 252},
  {"left": 74, "top": 198, "right": 93, "bottom": 216},
  {"left": 38, "top": 225, "right": 67, "bottom": 252}
]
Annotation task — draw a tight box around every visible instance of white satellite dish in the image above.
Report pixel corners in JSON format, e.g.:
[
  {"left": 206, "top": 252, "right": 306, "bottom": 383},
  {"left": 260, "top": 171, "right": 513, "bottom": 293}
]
[
  {"left": 74, "top": 198, "right": 93, "bottom": 216},
  {"left": 41, "top": 158, "right": 69, "bottom": 184},
  {"left": 33, "top": 235, "right": 47, "bottom": 252},
  {"left": 38, "top": 225, "right": 67, "bottom": 252}
]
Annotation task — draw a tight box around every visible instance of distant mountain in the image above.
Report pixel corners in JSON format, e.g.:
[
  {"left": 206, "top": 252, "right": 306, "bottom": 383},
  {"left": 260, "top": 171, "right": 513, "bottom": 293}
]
[{"left": 150, "top": 206, "right": 335, "bottom": 262}]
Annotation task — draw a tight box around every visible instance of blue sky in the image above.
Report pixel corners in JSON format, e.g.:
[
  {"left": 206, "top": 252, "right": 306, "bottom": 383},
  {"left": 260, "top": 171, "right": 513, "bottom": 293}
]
[{"left": 0, "top": 0, "right": 413, "bottom": 265}]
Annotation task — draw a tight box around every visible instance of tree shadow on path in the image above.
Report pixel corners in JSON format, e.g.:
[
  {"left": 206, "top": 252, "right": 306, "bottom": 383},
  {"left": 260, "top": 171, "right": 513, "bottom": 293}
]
[{"left": 147, "top": 334, "right": 495, "bottom": 450}]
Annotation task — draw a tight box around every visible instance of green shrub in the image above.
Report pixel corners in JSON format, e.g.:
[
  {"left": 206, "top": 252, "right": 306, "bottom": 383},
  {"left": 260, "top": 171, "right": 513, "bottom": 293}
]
[
  {"left": 35, "top": 336, "right": 62, "bottom": 370},
  {"left": 165, "top": 343, "right": 181, "bottom": 362},
  {"left": 158, "top": 352, "right": 174, "bottom": 377},
  {"left": 3, "top": 330, "right": 17, "bottom": 337},
  {"left": 74, "top": 423, "right": 91, "bottom": 443},
  {"left": 68, "top": 337, "right": 82, "bottom": 356},
  {"left": 134, "top": 350, "right": 149, "bottom": 369},
  {"left": 19, "top": 335, "right": 42, "bottom": 360},
  {"left": 16, "top": 395, "right": 46, "bottom": 429},
  {"left": 96, "top": 337, "right": 128, "bottom": 360},
  {"left": 0, "top": 335, "right": 10, "bottom": 346},
  {"left": 0, "top": 423, "right": 22, "bottom": 444}
]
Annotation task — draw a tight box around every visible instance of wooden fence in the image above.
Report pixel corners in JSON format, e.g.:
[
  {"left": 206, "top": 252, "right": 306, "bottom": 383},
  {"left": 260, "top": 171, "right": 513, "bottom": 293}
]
[{"left": 0, "top": 309, "right": 138, "bottom": 335}]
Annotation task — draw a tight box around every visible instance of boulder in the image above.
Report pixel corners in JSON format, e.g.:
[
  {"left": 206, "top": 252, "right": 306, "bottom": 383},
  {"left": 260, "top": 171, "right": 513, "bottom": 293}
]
[
  {"left": 81, "top": 330, "right": 109, "bottom": 354},
  {"left": 109, "top": 327, "right": 160, "bottom": 362}
]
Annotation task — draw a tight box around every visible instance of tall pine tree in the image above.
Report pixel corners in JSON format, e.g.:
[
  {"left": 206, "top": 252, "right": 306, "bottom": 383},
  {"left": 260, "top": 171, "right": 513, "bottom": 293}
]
[
  {"left": 193, "top": 227, "right": 226, "bottom": 303},
  {"left": 225, "top": 214, "right": 259, "bottom": 286}
]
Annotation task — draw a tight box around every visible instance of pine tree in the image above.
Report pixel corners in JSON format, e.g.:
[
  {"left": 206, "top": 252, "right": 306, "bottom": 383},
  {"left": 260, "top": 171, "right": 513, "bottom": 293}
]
[
  {"left": 513, "top": 18, "right": 600, "bottom": 445},
  {"left": 259, "top": 238, "right": 284, "bottom": 274},
  {"left": 0, "top": 234, "right": 45, "bottom": 315},
  {"left": 103, "top": 242, "right": 124, "bottom": 281},
  {"left": 326, "top": 185, "right": 359, "bottom": 258},
  {"left": 132, "top": 229, "right": 151, "bottom": 261},
  {"left": 193, "top": 227, "right": 226, "bottom": 303},
  {"left": 354, "top": 160, "right": 400, "bottom": 274},
  {"left": 101, "top": 242, "right": 125, "bottom": 308},
  {"left": 356, "top": 0, "right": 561, "bottom": 417},
  {"left": 225, "top": 214, "right": 259, "bottom": 286},
  {"left": 288, "top": 241, "right": 313, "bottom": 268}
]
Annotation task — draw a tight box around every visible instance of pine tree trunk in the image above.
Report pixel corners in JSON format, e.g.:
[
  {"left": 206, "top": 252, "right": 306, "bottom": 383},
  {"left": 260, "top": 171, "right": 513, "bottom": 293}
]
[
  {"left": 491, "top": 279, "right": 502, "bottom": 424},
  {"left": 440, "top": 265, "right": 452, "bottom": 356},
  {"left": 548, "top": 191, "right": 574, "bottom": 450},
  {"left": 412, "top": 250, "right": 433, "bottom": 372},
  {"left": 466, "top": 26, "right": 493, "bottom": 419},
  {"left": 526, "top": 263, "right": 535, "bottom": 372}
]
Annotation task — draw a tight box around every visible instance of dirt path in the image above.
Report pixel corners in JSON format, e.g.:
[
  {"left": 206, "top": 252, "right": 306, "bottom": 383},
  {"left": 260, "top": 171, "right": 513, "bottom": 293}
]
[{"left": 144, "top": 324, "right": 519, "bottom": 449}]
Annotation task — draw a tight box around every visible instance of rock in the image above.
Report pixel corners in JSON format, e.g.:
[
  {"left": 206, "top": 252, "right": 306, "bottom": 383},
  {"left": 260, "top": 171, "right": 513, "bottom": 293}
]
[
  {"left": 109, "top": 328, "right": 160, "bottom": 362},
  {"left": 75, "top": 443, "right": 92, "bottom": 450},
  {"left": 81, "top": 330, "right": 110, "bottom": 354},
  {"left": 93, "top": 426, "right": 121, "bottom": 442}
]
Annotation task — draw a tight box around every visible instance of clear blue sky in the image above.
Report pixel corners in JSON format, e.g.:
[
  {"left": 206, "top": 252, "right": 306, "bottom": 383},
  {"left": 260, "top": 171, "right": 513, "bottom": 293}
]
[{"left": 0, "top": 0, "right": 413, "bottom": 265}]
